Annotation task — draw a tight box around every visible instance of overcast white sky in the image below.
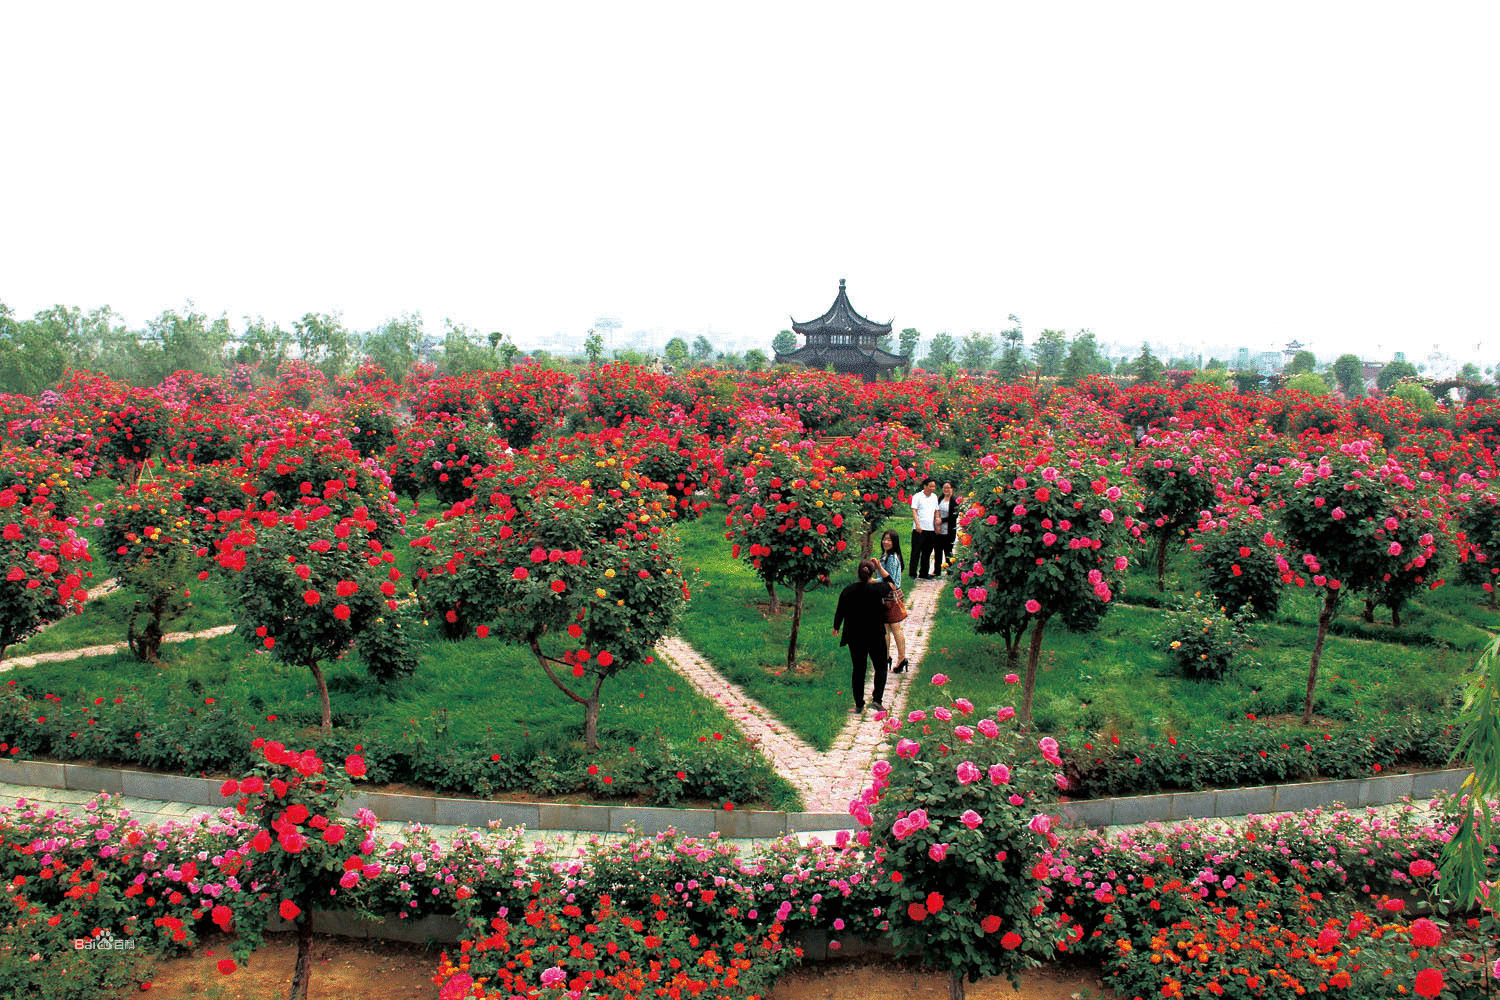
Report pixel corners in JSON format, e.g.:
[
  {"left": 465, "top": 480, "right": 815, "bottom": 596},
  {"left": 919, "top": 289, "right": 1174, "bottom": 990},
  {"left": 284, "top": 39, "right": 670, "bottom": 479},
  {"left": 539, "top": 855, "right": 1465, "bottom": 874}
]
[{"left": 3, "top": 2, "right": 1497, "bottom": 362}]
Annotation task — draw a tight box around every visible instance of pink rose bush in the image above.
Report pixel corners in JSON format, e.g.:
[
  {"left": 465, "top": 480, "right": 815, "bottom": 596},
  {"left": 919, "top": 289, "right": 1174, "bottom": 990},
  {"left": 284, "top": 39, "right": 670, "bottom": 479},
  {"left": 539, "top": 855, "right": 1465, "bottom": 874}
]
[{"left": 850, "top": 683, "right": 1072, "bottom": 992}]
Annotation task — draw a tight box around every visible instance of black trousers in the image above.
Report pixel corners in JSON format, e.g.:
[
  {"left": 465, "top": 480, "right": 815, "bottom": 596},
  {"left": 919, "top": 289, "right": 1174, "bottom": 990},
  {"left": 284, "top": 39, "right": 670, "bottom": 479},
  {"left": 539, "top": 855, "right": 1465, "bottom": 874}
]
[
  {"left": 938, "top": 530, "right": 955, "bottom": 568},
  {"left": 910, "top": 529, "right": 936, "bottom": 578},
  {"left": 849, "top": 641, "right": 887, "bottom": 709}
]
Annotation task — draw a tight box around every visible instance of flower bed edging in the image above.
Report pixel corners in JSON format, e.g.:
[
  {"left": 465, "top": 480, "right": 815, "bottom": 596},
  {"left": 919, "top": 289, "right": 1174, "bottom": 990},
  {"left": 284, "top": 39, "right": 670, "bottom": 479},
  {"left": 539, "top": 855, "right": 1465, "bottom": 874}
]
[
  {"left": 1055, "top": 766, "right": 1471, "bottom": 828},
  {"left": 0, "top": 758, "right": 1472, "bottom": 838}
]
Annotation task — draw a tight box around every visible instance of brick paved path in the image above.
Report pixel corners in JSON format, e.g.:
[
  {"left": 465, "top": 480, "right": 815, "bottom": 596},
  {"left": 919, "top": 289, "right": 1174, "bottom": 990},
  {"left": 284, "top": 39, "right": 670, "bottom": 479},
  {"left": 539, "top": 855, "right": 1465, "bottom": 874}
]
[{"left": 659, "top": 577, "right": 945, "bottom": 813}]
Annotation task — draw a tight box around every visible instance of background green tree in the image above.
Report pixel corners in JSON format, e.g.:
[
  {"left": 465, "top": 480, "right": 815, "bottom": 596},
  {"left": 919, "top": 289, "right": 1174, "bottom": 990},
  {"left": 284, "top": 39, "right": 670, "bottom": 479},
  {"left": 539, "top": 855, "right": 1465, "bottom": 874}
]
[
  {"left": 743, "top": 348, "right": 769, "bottom": 372},
  {"left": 959, "top": 331, "right": 996, "bottom": 372},
  {"left": 1127, "top": 343, "right": 1165, "bottom": 385},
  {"left": 772, "top": 330, "right": 797, "bottom": 357},
  {"left": 898, "top": 327, "right": 920, "bottom": 363},
  {"left": 1030, "top": 328, "right": 1067, "bottom": 376},
  {"left": 921, "top": 331, "right": 957, "bottom": 371},
  {"left": 1332, "top": 353, "right": 1364, "bottom": 397},
  {"left": 583, "top": 329, "right": 605, "bottom": 365},
  {"left": 691, "top": 335, "right": 715, "bottom": 364},
  {"left": 1060, "top": 330, "right": 1108, "bottom": 384},
  {"left": 664, "top": 336, "right": 689, "bottom": 369},
  {"left": 1377, "top": 359, "right": 1419, "bottom": 392},
  {"left": 295, "top": 312, "right": 354, "bottom": 378},
  {"left": 1287, "top": 350, "right": 1317, "bottom": 374}
]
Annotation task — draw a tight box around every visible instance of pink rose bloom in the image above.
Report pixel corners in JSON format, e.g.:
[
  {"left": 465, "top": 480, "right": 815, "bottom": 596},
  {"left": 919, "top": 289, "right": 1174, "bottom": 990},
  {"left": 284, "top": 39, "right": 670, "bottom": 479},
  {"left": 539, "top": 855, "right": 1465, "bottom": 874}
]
[
  {"left": 892, "top": 817, "right": 912, "bottom": 840},
  {"left": 997, "top": 706, "right": 1016, "bottom": 721},
  {"left": 954, "top": 725, "right": 975, "bottom": 743},
  {"left": 1114, "top": 555, "right": 1128, "bottom": 571},
  {"left": 1388, "top": 541, "right": 1402, "bottom": 556},
  {"left": 954, "top": 697, "right": 974, "bottom": 715},
  {"left": 1039, "top": 737, "right": 1062, "bottom": 765},
  {"left": 540, "top": 967, "right": 567, "bottom": 988},
  {"left": 1028, "top": 814, "right": 1052, "bottom": 835},
  {"left": 934, "top": 706, "right": 953, "bottom": 721},
  {"left": 1100, "top": 509, "right": 1114, "bottom": 523},
  {"left": 970, "top": 605, "right": 985, "bottom": 619},
  {"left": 439, "top": 974, "right": 474, "bottom": 1000},
  {"left": 978, "top": 719, "right": 999, "bottom": 738},
  {"left": 1024, "top": 599, "right": 1041, "bottom": 614},
  {"left": 1055, "top": 773, "right": 1070, "bottom": 790},
  {"left": 1331, "top": 507, "right": 1346, "bottom": 520},
  {"left": 338, "top": 870, "right": 360, "bottom": 889},
  {"left": 931, "top": 674, "right": 949, "bottom": 686},
  {"left": 955, "top": 761, "right": 981, "bottom": 785},
  {"left": 871, "top": 760, "right": 892, "bottom": 780},
  {"left": 960, "top": 809, "right": 982, "bottom": 830},
  {"left": 896, "top": 738, "right": 920, "bottom": 758},
  {"left": 908, "top": 808, "right": 929, "bottom": 829},
  {"left": 1008, "top": 793, "right": 1025, "bottom": 805},
  {"left": 988, "top": 763, "right": 1011, "bottom": 785},
  {"left": 928, "top": 843, "right": 949, "bottom": 862},
  {"left": 1004, "top": 674, "right": 1020, "bottom": 684},
  {"left": 853, "top": 804, "right": 874, "bottom": 826}
]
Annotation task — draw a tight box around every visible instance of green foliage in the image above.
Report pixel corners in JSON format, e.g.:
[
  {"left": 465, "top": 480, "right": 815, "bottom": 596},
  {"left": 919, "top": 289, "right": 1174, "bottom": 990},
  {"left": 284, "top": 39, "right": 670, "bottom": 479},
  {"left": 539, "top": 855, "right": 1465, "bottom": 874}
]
[
  {"left": 294, "top": 311, "right": 354, "bottom": 378},
  {"left": 414, "top": 466, "right": 687, "bottom": 748},
  {"left": 1392, "top": 380, "right": 1437, "bottom": 414},
  {"left": 1332, "top": 353, "right": 1364, "bottom": 396},
  {"left": 0, "top": 491, "right": 92, "bottom": 656},
  {"left": 1030, "top": 329, "right": 1067, "bottom": 377},
  {"left": 1287, "top": 349, "right": 1317, "bottom": 374},
  {"left": 960, "top": 331, "right": 996, "bottom": 372},
  {"left": 1127, "top": 343, "right": 1164, "bottom": 385},
  {"left": 1378, "top": 358, "right": 1420, "bottom": 391},
  {"left": 1060, "top": 330, "right": 1109, "bottom": 385},
  {"left": 922, "top": 331, "right": 957, "bottom": 371},
  {"left": 360, "top": 312, "right": 425, "bottom": 383},
  {"left": 1286, "top": 371, "right": 1331, "bottom": 395},
  {"left": 1154, "top": 592, "right": 1258, "bottom": 680},
  {"left": 664, "top": 335, "right": 690, "bottom": 368},
  {"left": 583, "top": 328, "right": 605, "bottom": 364},
  {"left": 898, "top": 326, "right": 921, "bottom": 363},
  {"left": 724, "top": 446, "right": 858, "bottom": 671},
  {"left": 218, "top": 507, "right": 406, "bottom": 731},
  {"left": 1440, "top": 635, "right": 1500, "bottom": 907},
  {"left": 1194, "top": 514, "right": 1284, "bottom": 619},
  {"left": 949, "top": 444, "right": 1139, "bottom": 719}
]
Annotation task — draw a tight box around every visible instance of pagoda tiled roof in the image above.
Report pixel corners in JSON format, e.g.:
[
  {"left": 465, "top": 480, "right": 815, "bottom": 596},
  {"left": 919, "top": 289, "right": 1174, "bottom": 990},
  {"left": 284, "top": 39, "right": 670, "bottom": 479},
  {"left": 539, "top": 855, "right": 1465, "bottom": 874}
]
[{"left": 791, "top": 279, "right": 892, "bottom": 338}]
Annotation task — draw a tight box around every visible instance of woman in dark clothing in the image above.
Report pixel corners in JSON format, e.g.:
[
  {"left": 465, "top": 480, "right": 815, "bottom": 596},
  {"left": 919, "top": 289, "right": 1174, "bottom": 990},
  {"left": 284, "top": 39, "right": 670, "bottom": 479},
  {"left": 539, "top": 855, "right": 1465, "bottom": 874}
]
[{"left": 832, "top": 559, "right": 891, "bottom": 713}]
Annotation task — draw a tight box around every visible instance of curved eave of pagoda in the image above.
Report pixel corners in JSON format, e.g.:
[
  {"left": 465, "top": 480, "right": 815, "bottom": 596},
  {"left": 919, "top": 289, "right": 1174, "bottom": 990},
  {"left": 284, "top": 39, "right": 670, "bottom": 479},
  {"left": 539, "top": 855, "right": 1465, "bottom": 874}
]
[
  {"left": 790, "top": 288, "right": 893, "bottom": 338},
  {"left": 775, "top": 345, "right": 905, "bottom": 366}
]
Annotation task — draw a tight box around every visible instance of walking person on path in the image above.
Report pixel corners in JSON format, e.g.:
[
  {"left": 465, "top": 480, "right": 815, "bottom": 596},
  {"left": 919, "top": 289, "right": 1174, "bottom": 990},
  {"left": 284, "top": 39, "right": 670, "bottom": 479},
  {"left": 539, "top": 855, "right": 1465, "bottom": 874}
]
[
  {"left": 877, "top": 529, "right": 910, "bottom": 674},
  {"left": 832, "top": 559, "right": 891, "bottom": 713},
  {"left": 909, "top": 477, "right": 939, "bottom": 579}
]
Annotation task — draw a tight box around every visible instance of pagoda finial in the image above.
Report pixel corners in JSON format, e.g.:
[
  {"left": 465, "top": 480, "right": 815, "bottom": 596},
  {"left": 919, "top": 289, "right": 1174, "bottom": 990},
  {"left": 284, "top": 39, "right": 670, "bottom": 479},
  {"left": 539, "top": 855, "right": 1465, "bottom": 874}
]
[{"left": 839, "top": 278, "right": 846, "bottom": 291}]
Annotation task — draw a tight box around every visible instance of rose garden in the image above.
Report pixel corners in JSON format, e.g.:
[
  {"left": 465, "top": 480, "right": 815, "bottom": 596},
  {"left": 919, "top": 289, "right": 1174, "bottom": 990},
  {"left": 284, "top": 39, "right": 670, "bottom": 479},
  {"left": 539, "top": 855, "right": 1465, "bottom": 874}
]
[{"left": 0, "top": 360, "right": 1497, "bottom": 998}]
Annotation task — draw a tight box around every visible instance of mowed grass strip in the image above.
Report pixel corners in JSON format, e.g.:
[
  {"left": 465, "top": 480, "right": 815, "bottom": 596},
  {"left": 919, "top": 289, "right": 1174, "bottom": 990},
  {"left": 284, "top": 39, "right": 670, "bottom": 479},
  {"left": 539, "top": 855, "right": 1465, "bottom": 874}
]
[
  {"left": 675, "top": 514, "right": 895, "bottom": 751},
  {"left": 919, "top": 545, "right": 1488, "bottom": 739},
  {"left": 6, "top": 617, "right": 798, "bottom": 809}
]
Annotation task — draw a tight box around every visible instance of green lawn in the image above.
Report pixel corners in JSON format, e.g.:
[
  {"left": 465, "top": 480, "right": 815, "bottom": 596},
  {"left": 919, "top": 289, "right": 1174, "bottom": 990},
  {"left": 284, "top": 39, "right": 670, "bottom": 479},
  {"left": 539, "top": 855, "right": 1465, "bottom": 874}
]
[
  {"left": 674, "top": 513, "right": 902, "bottom": 751},
  {"left": 5, "top": 621, "right": 798, "bottom": 808},
  {"left": 917, "top": 544, "right": 1495, "bottom": 739}
]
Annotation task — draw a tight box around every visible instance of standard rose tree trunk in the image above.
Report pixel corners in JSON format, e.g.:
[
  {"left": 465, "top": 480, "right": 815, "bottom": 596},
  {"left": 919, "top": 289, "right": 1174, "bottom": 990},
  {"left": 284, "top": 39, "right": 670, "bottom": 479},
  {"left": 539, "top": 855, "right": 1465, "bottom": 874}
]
[
  {"left": 288, "top": 912, "right": 314, "bottom": 1000},
  {"left": 530, "top": 639, "right": 608, "bottom": 751},
  {"left": 1021, "top": 616, "right": 1048, "bottom": 723},
  {"left": 307, "top": 662, "right": 333, "bottom": 734},
  {"left": 1303, "top": 589, "right": 1340, "bottom": 724},
  {"left": 785, "top": 581, "right": 806, "bottom": 672}
]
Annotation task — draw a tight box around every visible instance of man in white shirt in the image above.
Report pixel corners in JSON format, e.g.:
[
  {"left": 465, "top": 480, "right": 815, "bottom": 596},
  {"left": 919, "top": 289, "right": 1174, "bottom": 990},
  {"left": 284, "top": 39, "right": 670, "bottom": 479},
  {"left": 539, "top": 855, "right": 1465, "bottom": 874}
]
[{"left": 909, "top": 477, "right": 940, "bottom": 579}]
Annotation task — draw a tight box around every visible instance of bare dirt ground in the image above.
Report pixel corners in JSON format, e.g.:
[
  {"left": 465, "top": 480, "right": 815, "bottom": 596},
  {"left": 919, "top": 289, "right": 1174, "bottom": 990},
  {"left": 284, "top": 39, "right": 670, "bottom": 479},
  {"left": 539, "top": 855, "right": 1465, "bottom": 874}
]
[
  {"left": 128, "top": 935, "right": 1117, "bottom": 999},
  {"left": 768, "top": 958, "right": 1117, "bottom": 1000},
  {"left": 126, "top": 934, "right": 440, "bottom": 999}
]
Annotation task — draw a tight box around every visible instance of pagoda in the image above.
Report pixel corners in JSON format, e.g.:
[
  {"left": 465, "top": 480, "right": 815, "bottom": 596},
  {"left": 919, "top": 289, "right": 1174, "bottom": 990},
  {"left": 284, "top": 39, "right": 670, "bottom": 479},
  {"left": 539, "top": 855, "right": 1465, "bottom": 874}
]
[{"left": 775, "top": 279, "right": 905, "bottom": 382}]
